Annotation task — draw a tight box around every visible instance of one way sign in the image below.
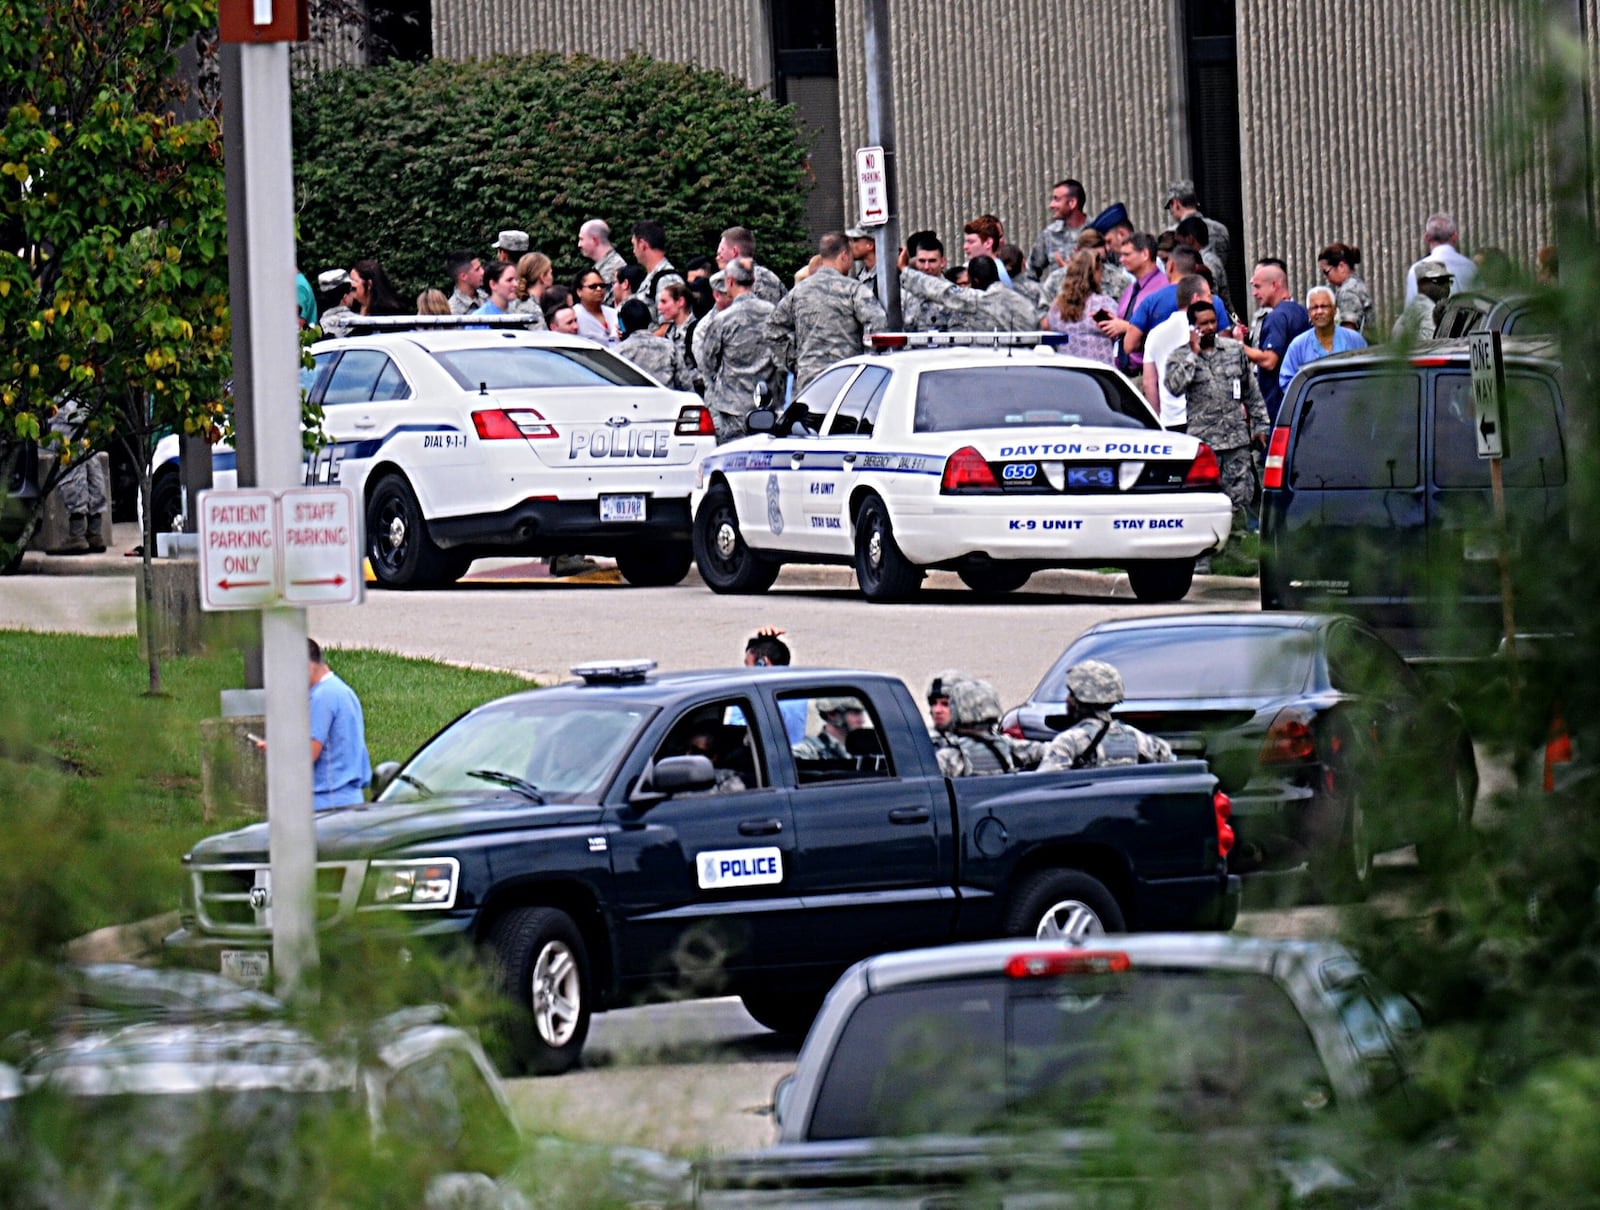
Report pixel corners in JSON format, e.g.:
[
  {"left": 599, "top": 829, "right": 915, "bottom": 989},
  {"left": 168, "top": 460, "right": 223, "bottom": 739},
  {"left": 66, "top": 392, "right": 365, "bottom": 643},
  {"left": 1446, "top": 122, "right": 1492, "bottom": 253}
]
[{"left": 1469, "top": 331, "right": 1509, "bottom": 460}]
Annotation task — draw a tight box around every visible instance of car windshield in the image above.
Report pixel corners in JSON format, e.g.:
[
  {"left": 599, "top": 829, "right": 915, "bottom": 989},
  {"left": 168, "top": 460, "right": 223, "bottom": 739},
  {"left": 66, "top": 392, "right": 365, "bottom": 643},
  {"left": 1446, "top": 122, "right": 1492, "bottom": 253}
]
[
  {"left": 431, "top": 345, "right": 653, "bottom": 390},
  {"left": 806, "top": 969, "right": 1331, "bottom": 1140},
  {"left": 1037, "top": 627, "right": 1316, "bottom": 701},
  {"left": 913, "top": 366, "right": 1158, "bottom": 434},
  {"left": 379, "top": 699, "right": 652, "bottom": 802}
]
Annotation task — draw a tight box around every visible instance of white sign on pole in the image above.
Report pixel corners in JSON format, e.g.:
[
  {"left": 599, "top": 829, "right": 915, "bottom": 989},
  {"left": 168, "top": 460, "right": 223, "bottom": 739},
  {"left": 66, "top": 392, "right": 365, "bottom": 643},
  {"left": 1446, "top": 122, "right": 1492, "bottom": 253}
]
[
  {"left": 855, "top": 145, "right": 888, "bottom": 228},
  {"left": 280, "top": 486, "right": 363, "bottom": 605},
  {"left": 1469, "top": 330, "right": 1509, "bottom": 460},
  {"left": 198, "top": 489, "right": 279, "bottom": 609},
  {"left": 198, "top": 486, "right": 363, "bottom": 610}
]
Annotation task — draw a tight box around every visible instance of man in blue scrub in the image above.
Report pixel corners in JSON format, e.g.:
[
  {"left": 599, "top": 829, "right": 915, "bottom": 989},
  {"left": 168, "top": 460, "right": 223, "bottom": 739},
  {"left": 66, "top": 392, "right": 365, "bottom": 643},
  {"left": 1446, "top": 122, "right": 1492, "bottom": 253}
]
[{"left": 308, "top": 638, "right": 371, "bottom": 810}]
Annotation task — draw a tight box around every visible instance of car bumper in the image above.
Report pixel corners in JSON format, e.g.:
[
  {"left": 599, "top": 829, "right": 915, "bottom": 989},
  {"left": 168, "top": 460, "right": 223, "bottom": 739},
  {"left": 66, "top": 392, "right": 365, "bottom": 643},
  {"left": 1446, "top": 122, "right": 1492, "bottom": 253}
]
[
  {"left": 1134, "top": 872, "right": 1241, "bottom": 931},
  {"left": 888, "top": 493, "right": 1234, "bottom": 565},
  {"left": 427, "top": 497, "right": 692, "bottom": 553},
  {"left": 164, "top": 914, "right": 478, "bottom": 975}
]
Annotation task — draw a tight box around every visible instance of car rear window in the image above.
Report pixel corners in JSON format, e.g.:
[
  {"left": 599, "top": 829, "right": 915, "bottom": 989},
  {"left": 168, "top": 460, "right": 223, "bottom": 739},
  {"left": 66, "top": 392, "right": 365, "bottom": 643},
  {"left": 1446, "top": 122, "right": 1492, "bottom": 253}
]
[
  {"left": 431, "top": 346, "right": 653, "bottom": 390},
  {"left": 806, "top": 970, "right": 1329, "bottom": 1140},
  {"left": 1036, "top": 627, "right": 1316, "bottom": 701},
  {"left": 1432, "top": 372, "right": 1566, "bottom": 488},
  {"left": 913, "top": 366, "right": 1158, "bottom": 434},
  {"left": 1287, "top": 374, "right": 1419, "bottom": 489}
]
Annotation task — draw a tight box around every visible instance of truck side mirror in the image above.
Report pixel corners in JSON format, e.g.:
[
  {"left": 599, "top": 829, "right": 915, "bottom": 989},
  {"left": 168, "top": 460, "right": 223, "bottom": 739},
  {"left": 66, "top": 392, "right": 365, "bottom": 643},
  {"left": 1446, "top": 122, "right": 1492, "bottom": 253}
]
[
  {"left": 371, "top": 760, "right": 401, "bottom": 796},
  {"left": 630, "top": 755, "right": 717, "bottom": 805}
]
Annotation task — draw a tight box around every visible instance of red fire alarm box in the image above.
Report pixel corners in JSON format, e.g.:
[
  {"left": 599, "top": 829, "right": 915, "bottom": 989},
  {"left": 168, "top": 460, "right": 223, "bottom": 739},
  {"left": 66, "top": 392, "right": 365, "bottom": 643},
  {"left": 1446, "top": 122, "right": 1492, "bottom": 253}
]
[{"left": 220, "top": 0, "right": 309, "bottom": 43}]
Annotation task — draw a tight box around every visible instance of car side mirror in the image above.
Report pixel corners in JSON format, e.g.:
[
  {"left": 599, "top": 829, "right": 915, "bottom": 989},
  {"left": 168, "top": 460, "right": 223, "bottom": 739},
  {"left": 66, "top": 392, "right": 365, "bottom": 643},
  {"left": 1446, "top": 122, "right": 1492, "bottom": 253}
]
[
  {"left": 630, "top": 755, "right": 717, "bottom": 805},
  {"left": 745, "top": 407, "right": 777, "bottom": 436},
  {"left": 371, "top": 760, "right": 401, "bottom": 796},
  {"left": 772, "top": 1074, "right": 794, "bottom": 1129}
]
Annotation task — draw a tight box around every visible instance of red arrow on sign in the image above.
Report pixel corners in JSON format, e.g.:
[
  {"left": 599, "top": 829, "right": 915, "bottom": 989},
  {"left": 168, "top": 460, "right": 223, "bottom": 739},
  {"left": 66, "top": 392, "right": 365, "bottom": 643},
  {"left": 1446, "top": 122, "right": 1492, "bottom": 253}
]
[
  {"left": 217, "top": 578, "right": 271, "bottom": 590},
  {"left": 290, "top": 575, "right": 347, "bottom": 587}
]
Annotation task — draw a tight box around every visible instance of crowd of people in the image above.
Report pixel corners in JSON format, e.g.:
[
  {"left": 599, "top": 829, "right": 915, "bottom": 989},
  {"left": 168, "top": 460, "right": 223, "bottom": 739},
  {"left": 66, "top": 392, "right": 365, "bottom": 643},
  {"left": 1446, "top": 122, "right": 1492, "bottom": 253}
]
[{"left": 298, "top": 180, "right": 1521, "bottom": 520}]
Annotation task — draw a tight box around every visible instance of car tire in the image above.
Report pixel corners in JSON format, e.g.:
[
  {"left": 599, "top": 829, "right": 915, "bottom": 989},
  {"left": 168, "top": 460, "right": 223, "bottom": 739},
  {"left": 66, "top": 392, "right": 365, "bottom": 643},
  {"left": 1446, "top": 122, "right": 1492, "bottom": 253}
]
[
  {"left": 854, "top": 495, "right": 922, "bottom": 602},
  {"left": 739, "top": 984, "right": 827, "bottom": 1037},
  {"left": 1004, "top": 869, "right": 1126, "bottom": 939},
  {"left": 958, "top": 564, "right": 1032, "bottom": 595},
  {"left": 1126, "top": 559, "right": 1195, "bottom": 602},
  {"left": 1309, "top": 781, "right": 1373, "bottom": 903},
  {"left": 616, "top": 541, "right": 692, "bottom": 588},
  {"left": 366, "top": 474, "right": 463, "bottom": 589},
  {"left": 487, "top": 906, "right": 592, "bottom": 1076},
  {"left": 150, "top": 467, "right": 185, "bottom": 536},
  {"left": 1416, "top": 736, "right": 1478, "bottom": 875},
  {"left": 693, "top": 483, "right": 779, "bottom": 594}
]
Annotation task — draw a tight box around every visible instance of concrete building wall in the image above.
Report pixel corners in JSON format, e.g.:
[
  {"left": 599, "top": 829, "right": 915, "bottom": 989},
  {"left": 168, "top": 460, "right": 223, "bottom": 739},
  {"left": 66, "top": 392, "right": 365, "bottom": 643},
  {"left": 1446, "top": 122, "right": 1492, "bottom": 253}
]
[
  {"left": 1237, "top": 0, "right": 1551, "bottom": 320},
  {"left": 834, "top": 0, "right": 1185, "bottom": 266},
  {"left": 431, "top": 0, "right": 770, "bottom": 86}
]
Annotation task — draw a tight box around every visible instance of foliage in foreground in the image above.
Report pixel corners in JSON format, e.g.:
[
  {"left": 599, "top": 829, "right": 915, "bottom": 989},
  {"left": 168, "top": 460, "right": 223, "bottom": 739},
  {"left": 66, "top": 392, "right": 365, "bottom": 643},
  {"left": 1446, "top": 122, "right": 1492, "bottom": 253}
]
[{"left": 292, "top": 53, "right": 813, "bottom": 298}]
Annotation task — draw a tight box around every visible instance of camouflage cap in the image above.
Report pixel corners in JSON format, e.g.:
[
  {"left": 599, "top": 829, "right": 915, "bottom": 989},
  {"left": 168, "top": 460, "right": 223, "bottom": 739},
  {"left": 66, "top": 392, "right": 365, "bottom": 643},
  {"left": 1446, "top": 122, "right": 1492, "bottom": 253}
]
[
  {"left": 946, "top": 676, "right": 1004, "bottom": 727},
  {"left": 814, "top": 696, "right": 861, "bottom": 715},
  {"left": 709, "top": 270, "right": 730, "bottom": 295},
  {"left": 317, "top": 268, "right": 351, "bottom": 291},
  {"left": 1162, "top": 179, "right": 1196, "bottom": 206},
  {"left": 493, "top": 229, "right": 530, "bottom": 253},
  {"left": 1065, "top": 660, "right": 1125, "bottom": 707},
  {"left": 1413, "top": 254, "right": 1454, "bottom": 282}
]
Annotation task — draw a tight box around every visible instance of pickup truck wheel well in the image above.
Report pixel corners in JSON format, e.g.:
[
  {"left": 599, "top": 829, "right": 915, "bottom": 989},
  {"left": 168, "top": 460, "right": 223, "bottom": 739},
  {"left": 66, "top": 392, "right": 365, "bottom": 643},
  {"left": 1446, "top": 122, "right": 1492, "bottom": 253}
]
[
  {"left": 477, "top": 882, "right": 615, "bottom": 1008},
  {"left": 1008, "top": 846, "right": 1135, "bottom": 925}
]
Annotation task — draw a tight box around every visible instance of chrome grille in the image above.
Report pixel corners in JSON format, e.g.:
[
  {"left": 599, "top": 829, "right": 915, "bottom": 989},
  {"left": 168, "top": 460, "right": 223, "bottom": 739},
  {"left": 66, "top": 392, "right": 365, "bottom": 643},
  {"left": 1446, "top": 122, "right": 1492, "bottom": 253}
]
[{"left": 190, "top": 861, "right": 365, "bottom": 936}]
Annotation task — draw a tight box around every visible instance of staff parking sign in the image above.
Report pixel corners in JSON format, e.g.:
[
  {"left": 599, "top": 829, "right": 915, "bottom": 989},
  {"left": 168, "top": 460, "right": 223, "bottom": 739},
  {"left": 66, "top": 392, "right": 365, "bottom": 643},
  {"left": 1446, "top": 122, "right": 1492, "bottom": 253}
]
[{"left": 199, "top": 486, "right": 363, "bottom": 610}]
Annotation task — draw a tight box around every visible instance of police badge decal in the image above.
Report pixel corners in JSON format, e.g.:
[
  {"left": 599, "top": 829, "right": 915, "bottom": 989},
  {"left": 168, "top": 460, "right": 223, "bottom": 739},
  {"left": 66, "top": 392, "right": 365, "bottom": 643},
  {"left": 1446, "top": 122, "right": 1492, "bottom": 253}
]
[{"left": 766, "top": 472, "right": 784, "bottom": 534}]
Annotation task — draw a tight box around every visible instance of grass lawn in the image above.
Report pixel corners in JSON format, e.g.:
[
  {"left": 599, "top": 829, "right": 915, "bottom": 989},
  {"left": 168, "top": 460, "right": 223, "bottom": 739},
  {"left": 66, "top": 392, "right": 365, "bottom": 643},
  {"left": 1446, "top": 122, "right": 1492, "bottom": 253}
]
[{"left": 0, "top": 632, "right": 532, "bottom": 933}]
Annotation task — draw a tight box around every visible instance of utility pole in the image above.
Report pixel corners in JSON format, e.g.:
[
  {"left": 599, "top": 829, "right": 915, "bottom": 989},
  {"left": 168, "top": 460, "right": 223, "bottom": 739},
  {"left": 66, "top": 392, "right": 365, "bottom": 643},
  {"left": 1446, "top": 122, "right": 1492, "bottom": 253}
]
[{"left": 862, "top": 0, "right": 902, "bottom": 330}]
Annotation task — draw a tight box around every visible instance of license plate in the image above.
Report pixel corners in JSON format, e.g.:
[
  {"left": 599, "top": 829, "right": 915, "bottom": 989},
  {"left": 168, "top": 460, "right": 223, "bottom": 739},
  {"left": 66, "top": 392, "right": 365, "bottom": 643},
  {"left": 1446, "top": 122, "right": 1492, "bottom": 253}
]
[
  {"left": 599, "top": 494, "right": 645, "bottom": 523},
  {"left": 1464, "top": 532, "right": 1519, "bottom": 561},
  {"left": 1064, "top": 464, "right": 1116, "bottom": 490},
  {"left": 220, "top": 949, "right": 270, "bottom": 988}
]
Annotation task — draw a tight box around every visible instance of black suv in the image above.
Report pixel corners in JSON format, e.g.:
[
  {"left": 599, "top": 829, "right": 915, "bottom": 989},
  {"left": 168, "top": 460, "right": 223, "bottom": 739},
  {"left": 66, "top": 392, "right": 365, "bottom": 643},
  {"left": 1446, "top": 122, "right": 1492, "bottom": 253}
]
[{"left": 1260, "top": 338, "right": 1569, "bottom": 657}]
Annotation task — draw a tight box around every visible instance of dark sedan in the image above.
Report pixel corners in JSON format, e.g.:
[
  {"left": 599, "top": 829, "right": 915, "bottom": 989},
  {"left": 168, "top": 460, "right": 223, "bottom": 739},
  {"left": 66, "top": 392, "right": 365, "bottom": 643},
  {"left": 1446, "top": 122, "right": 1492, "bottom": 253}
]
[{"left": 1002, "top": 613, "right": 1476, "bottom": 899}]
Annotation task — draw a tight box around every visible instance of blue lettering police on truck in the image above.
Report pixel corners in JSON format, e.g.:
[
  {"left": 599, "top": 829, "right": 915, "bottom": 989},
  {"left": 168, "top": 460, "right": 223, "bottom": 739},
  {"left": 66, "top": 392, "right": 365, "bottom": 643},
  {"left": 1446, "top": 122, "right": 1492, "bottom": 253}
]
[{"left": 697, "top": 847, "right": 785, "bottom": 889}]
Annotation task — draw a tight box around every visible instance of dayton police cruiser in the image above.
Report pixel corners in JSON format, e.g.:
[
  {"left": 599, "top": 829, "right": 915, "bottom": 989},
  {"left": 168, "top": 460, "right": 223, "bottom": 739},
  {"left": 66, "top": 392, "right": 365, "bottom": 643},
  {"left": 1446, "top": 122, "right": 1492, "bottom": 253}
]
[
  {"left": 690, "top": 333, "right": 1234, "bottom": 603},
  {"left": 149, "top": 316, "right": 717, "bottom": 588}
]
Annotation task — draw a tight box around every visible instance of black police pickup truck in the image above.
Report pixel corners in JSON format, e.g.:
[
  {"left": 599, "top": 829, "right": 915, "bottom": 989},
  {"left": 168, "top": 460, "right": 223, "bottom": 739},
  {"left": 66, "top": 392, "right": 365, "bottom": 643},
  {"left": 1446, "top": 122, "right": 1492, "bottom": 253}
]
[{"left": 168, "top": 662, "right": 1239, "bottom": 1073}]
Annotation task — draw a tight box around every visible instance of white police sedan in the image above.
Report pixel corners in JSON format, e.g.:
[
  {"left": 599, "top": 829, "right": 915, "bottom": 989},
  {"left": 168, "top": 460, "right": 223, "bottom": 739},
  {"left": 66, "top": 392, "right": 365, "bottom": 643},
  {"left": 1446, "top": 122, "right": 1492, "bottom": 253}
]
[
  {"left": 150, "top": 317, "right": 717, "bottom": 588},
  {"left": 690, "top": 334, "right": 1234, "bottom": 602}
]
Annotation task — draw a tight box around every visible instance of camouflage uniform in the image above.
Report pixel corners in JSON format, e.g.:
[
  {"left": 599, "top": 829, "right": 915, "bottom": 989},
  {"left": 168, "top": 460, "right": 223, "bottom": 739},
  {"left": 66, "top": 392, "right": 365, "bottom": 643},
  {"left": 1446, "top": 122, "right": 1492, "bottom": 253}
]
[
  {"left": 594, "top": 248, "right": 627, "bottom": 287},
  {"left": 765, "top": 266, "right": 886, "bottom": 394},
  {"left": 49, "top": 404, "right": 108, "bottom": 552},
  {"left": 1041, "top": 260, "right": 1133, "bottom": 310},
  {"left": 1391, "top": 294, "right": 1440, "bottom": 343},
  {"left": 639, "top": 259, "right": 685, "bottom": 323},
  {"left": 1027, "top": 219, "right": 1077, "bottom": 281},
  {"left": 1335, "top": 274, "right": 1374, "bottom": 334},
  {"left": 903, "top": 292, "right": 960, "bottom": 333},
  {"left": 448, "top": 287, "right": 486, "bottom": 316},
  {"left": 508, "top": 296, "right": 548, "bottom": 330},
  {"left": 318, "top": 305, "right": 355, "bottom": 338},
  {"left": 1163, "top": 336, "right": 1269, "bottom": 516},
  {"left": 616, "top": 329, "right": 690, "bottom": 391},
  {"left": 1037, "top": 660, "right": 1175, "bottom": 771},
  {"left": 931, "top": 677, "right": 1046, "bottom": 778},
  {"left": 791, "top": 697, "right": 859, "bottom": 761},
  {"left": 1009, "top": 275, "right": 1046, "bottom": 319},
  {"left": 1161, "top": 211, "right": 1231, "bottom": 268},
  {"left": 898, "top": 268, "right": 1037, "bottom": 333},
  {"left": 700, "top": 293, "right": 781, "bottom": 441},
  {"left": 750, "top": 262, "right": 788, "bottom": 306},
  {"left": 1201, "top": 248, "right": 1233, "bottom": 313}
]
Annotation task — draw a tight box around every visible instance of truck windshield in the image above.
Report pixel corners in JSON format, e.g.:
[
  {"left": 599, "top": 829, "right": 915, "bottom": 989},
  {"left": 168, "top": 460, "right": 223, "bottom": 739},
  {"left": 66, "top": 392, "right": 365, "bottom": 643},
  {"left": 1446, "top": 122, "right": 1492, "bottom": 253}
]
[
  {"left": 913, "top": 366, "right": 1158, "bottom": 433},
  {"left": 379, "top": 700, "right": 652, "bottom": 802},
  {"left": 431, "top": 346, "right": 653, "bottom": 390}
]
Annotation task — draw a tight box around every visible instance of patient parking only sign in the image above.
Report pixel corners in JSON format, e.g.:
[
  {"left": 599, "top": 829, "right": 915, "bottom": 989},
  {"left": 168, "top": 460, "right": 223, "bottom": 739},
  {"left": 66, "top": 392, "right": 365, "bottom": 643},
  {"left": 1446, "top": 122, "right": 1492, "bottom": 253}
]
[{"left": 198, "top": 486, "right": 362, "bottom": 610}]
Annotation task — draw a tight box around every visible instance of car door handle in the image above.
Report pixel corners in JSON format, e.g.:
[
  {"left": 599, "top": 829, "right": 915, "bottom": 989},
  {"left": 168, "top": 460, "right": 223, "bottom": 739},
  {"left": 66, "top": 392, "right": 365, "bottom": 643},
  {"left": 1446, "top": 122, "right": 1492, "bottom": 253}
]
[
  {"left": 353, "top": 418, "right": 377, "bottom": 430},
  {"left": 888, "top": 807, "right": 930, "bottom": 825},
  {"left": 842, "top": 452, "right": 857, "bottom": 465},
  {"left": 738, "top": 818, "right": 784, "bottom": 836},
  {"left": 790, "top": 452, "right": 805, "bottom": 465}
]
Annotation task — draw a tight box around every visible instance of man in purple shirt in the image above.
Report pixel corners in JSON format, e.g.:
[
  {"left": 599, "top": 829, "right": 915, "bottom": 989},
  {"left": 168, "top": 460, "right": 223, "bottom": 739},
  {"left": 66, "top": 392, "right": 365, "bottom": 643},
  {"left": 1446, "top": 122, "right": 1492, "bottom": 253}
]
[{"left": 1097, "top": 232, "right": 1165, "bottom": 376}]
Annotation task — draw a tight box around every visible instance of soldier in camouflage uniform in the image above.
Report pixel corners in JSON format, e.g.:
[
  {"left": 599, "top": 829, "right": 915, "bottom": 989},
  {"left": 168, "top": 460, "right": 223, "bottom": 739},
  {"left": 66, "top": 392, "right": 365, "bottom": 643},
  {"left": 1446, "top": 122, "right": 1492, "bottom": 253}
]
[
  {"left": 579, "top": 219, "right": 628, "bottom": 303},
  {"left": 1162, "top": 180, "right": 1231, "bottom": 271},
  {"left": 699, "top": 260, "right": 780, "bottom": 441},
  {"left": 1038, "top": 661, "right": 1174, "bottom": 771},
  {"left": 933, "top": 676, "right": 1047, "bottom": 777},
  {"left": 899, "top": 254, "right": 1036, "bottom": 333},
  {"left": 1026, "top": 179, "right": 1089, "bottom": 281},
  {"left": 445, "top": 250, "right": 487, "bottom": 315},
  {"left": 716, "top": 227, "right": 787, "bottom": 305},
  {"left": 615, "top": 299, "right": 690, "bottom": 391},
  {"left": 316, "top": 268, "right": 357, "bottom": 338},
  {"left": 926, "top": 670, "right": 963, "bottom": 745},
  {"left": 46, "top": 401, "right": 108, "bottom": 554},
  {"left": 791, "top": 696, "right": 866, "bottom": 760},
  {"left": 999, "top": 245, "right": 1045, "bottom": 318},
  {"left": 766, "top": 232, "right": 886, "bottom": 394},
  {"left": 1163, "top": 299, "right": 1269, "bottom": 520},
  {"left": 903, "top": 235, "right": 959, "bottom": 332}
]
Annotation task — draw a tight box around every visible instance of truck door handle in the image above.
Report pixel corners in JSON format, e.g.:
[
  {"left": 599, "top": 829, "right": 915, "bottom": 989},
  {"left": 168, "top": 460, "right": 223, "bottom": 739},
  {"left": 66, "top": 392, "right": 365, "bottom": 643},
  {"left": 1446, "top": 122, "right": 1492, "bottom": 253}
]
[
  {"left": 738, "top": 818, "right": 784, "bottom": 836},
  {"left": 888, "top": 807, "right": 930, "bottom": 825}
]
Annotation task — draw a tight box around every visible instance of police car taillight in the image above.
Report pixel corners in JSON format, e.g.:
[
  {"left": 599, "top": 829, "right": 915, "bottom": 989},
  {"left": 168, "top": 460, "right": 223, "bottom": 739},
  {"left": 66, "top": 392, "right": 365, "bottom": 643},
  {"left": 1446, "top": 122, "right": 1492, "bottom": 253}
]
[
  {"left": 473, "top": 408, "right": 557, "bottom": 440},
  {"left": 1182, "top": 444, "right": 1221, "bottom": 488},
  {"left": 1005, "top": 951, "right": 1131, "bottom": 978},
  {"left": 940, "top": 446, "right": 999, "bottom": 493},
  {"left": 1214, "top": 790, "right": 1235, "bottom": 859},
  {"left": 1262, "top": 427, "right": 1290, "bottom": 489},
  {"left": 675, "top": 405, "right": 716, "bottom": 436}
]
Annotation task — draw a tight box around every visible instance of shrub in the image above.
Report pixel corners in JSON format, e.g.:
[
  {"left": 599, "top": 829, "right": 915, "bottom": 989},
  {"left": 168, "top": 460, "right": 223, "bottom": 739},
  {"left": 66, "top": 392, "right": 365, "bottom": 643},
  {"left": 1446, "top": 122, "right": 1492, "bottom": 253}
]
[{"left": 292, "top": 53, "right": 812, "bottom": 299}]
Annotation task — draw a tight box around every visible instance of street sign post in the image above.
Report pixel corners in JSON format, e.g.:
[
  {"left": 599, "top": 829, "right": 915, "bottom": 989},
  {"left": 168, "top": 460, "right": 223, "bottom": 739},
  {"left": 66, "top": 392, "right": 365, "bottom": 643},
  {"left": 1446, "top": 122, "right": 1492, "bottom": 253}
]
[
  {"left": 854, "top": 146, "right": 888, "bottom": 228},
  {"left": 1468, "top": 329, "right": 1518, "bottom": 674}
]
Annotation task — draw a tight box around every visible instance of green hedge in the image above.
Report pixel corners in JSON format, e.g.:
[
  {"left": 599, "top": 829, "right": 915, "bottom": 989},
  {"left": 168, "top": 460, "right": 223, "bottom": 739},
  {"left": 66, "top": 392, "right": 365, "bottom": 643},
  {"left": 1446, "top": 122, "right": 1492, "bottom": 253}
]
[{"left": 292, "top": 53, "right": 812, "bottom": 300}]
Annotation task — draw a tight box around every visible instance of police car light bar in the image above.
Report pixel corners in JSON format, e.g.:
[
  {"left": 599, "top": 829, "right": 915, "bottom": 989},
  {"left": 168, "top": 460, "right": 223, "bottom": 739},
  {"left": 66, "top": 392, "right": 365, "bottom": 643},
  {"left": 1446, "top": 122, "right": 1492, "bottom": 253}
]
[
  {"left": 571, "top": 659, "right": 657, "bottom": 684},
  {"left": 343, "top": 315, "right": 540, "bottom": 333},
  {"left": 868, "top": 331, "right": 1070, "bottom": 352}
]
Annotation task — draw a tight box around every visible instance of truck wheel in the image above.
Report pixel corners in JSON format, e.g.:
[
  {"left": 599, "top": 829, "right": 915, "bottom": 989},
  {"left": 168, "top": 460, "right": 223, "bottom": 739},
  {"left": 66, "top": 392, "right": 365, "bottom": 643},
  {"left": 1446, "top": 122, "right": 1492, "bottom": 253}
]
[
  {"left": 150, "top": 467, "right": 185, "bottom": 535},
  {"left": 739, "top": 984, "right": 826, "bottom": 1037},
  {"left": 958, "top": 564, "right": 1032, "bottom": 595},
  {"left": 854, "top": 495, "right": 922, "bottom": 602},
  {"left": 488, "top": 907, "right": 592, "bottom": 1075},
  {"left": 367, "top": 474, "right": 463, "bottom": 589},
  {"left": 1126, "top": 559, "right": 1195, "bottom": 602},
  {"left": 616, "top": 541, "right": 692, "bottom": 587},
  {"left": 694, "top": 484, "right": 779, "bottom": 594},
  {"left": 1005, "top": 870, "right": 1126, "bottom": 940}
]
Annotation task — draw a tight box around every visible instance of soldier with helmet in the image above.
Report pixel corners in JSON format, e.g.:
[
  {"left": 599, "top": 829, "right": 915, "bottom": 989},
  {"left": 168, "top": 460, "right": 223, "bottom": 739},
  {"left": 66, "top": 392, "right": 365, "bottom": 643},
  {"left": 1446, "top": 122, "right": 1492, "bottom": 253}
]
[
  {"left": 791, "top": 696, "right": 868, "bottom": 760},
  {"left": 1039, "top": 661, "right": 1175, "bottom": 771},
  {"left": 934, "top": 675, "right": 1046, "bottom": 777},
  {"left": 926, "top": 670, "right": 965, "bottom": 746}
]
